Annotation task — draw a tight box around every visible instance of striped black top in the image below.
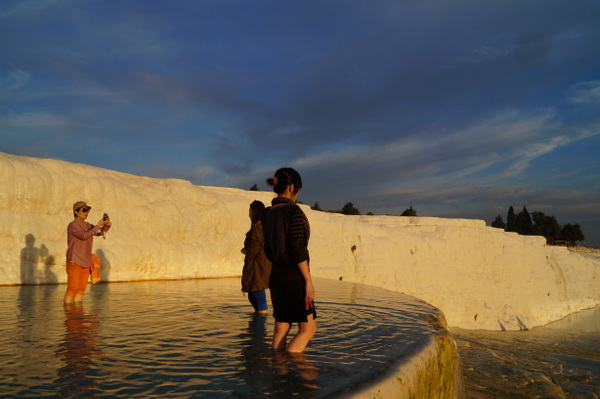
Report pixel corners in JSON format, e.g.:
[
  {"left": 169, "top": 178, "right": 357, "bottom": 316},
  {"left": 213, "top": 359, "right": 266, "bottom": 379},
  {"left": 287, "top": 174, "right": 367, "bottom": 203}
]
[{"left": 262, "top": 197, "right": 310, "bottom": 268}]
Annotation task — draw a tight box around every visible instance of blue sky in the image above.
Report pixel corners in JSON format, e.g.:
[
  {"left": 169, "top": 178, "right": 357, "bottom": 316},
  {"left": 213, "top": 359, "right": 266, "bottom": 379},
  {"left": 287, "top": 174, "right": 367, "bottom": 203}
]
[{"left": 1, "top": 0, "right": 599, "bottom": 247}]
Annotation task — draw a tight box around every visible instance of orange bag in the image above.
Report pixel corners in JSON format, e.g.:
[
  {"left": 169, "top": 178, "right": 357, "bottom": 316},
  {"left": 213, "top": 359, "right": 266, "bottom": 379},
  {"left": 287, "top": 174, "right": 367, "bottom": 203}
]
[{"left": 91, "top": 254, "right": 101, "bottom": 284}]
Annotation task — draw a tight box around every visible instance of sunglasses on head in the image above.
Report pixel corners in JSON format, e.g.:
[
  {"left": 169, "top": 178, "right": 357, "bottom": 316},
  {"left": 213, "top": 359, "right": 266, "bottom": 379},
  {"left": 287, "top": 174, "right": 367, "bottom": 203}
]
[{"left": 78, "top": 207, "right": 91, "bottom": 213}]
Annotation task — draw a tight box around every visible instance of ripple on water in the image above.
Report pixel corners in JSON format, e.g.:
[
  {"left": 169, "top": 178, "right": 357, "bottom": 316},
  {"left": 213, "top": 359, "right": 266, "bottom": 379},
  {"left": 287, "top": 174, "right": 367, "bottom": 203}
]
[{"left": 0, "top": 278, "right": 441, "bottom": 398}]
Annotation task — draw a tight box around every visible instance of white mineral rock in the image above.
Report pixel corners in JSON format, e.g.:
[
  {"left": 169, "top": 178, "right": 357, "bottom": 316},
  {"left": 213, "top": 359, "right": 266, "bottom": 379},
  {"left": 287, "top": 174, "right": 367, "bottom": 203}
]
[{"left": 1, "top": 151, "right": 598, "bottom": 331}]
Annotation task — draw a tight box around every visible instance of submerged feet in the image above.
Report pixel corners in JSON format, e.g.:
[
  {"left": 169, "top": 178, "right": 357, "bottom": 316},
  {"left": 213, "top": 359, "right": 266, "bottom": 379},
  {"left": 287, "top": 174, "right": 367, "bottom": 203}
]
[
  {"left": 63, "top": 292, "right": 84, "bottom": 304},
  {"left": 272, "top": 315, "right": 317, "bottom": 353}
]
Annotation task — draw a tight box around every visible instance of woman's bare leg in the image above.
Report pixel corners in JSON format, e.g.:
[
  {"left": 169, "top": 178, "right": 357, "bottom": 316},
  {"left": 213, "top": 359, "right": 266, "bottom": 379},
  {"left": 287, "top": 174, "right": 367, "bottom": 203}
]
[
  {"left": 272, "top": 321, "right": 292, "bottom": 350},
  {"left": 287, "top": 314, "right": 317, "bottom": 353}
]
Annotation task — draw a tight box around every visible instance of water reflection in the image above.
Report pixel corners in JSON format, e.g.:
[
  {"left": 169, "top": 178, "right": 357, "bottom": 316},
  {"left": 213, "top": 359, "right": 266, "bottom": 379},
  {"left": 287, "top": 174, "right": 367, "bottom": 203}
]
[
  {"left": 238, "top": 313, "right": 319, "bottom": 398},
  {"left": 55, "top": 302, "right": 102, "bottom": 397},
  {"left": 239, "top": 313, "right": 272, "bottom": 394},
  {"left": 1, "top": 278, "right": 448, "bottom": 398},
  {"left": 272, "top": 351, "right": 319, "bottom": 388}
]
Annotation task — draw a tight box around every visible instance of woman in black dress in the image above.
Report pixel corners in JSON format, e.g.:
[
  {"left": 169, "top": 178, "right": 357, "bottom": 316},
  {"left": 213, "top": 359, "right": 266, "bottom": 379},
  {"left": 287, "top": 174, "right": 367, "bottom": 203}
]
[{"left": 262, "top": 167, "right": 317, "bottom": 352}]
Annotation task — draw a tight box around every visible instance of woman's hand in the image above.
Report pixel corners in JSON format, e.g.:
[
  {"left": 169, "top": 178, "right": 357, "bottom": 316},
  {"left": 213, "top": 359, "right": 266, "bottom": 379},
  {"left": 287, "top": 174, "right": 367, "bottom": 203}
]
[
  {"left": 305, "top": 280, "right": 315, "bottom": 303},
  {"left": 297, "top": 261, "right": 315, "bottom": 303},
  {"left": 98, "top": 216, "right": 111, "bottom": 227}
]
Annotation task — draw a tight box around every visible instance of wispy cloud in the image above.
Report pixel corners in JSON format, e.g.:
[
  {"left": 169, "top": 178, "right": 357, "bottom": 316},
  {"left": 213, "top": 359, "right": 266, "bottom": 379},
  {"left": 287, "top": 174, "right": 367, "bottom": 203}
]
[
  {"left": 0, "top": 0, "right": 64, "bottom": 20},
  {"left": 568, "top": 81, "right": 600, "bottom": 105},
  {"left": 1, "top": 0, "right": 599, "bottom": 245},
  {"left": 0, "top": 69, "right": 30, "bottom": 95},
  {"left": 0, "top": 112, "right": 69, "bottom": 128}
]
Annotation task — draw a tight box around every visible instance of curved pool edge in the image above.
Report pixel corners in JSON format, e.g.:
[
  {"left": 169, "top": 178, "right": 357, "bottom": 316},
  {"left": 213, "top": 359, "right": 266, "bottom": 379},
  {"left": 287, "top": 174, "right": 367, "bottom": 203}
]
[{"left": 339, "top": 312, "right": 464, "bottom": 399}]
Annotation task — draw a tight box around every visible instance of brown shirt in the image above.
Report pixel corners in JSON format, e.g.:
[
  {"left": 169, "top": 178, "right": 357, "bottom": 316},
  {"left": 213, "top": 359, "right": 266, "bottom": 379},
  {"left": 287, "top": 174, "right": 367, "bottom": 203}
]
[
  {"left": 241, "top": 221, "right": 272, "bottom": 292},
  {"left": 66, "top": 219, "right": 110, "bottom": 268}
]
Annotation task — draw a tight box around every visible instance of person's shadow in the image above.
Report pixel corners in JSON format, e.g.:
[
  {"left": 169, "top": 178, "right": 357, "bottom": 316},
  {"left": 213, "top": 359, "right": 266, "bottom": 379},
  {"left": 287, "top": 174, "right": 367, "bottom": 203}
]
[
  {"left": 95, "top": 249, "right": 111, "bottom": 282},
  {"left": 44, "top": 249, "right": 57, "bottom": 284},
  {"left": 54, "top": 302, "right": 102, "bottom": 397},
  {"left": 20, "top": 234, "right": 56, "bottom": 284}
]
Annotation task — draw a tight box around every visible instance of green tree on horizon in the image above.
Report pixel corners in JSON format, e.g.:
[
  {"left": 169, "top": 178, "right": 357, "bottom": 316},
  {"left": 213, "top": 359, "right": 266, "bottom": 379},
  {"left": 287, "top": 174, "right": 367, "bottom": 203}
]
[
  {"left": 401, "top": 206, "right": 417, "bottom": 216},
  {"left": 531, "top": 211, "right": 561, "bottom": 244},
  {"left": 559, "top": 223, "right": 585, "bottom": 246},
  {"left": 515, "top": 206, "right": 534, "bottom": 235},
  {"left": 341, "top": 202, "right": 361, "bottom": 215},
  {"left": 494, "top": 205, "right": 585, "bottom": 246},
  {"left": 506, "top": 206, "right": 516, "bottom": 232},
  {"left": 491, "top": 215, "right": 506, "bottom": 229}
]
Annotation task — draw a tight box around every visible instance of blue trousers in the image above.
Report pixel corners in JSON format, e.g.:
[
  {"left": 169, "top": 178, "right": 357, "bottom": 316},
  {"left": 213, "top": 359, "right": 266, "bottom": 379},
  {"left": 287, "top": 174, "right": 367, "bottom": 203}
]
[{"left": 248, "top": 290, "right": 268, "bottom": 312}]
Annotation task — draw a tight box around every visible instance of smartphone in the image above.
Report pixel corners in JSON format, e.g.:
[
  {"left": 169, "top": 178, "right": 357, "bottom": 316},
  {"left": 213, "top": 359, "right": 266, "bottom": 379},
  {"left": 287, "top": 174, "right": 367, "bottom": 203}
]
[{"left": 103, "top": 213, "right": 109, "bottom": 221}]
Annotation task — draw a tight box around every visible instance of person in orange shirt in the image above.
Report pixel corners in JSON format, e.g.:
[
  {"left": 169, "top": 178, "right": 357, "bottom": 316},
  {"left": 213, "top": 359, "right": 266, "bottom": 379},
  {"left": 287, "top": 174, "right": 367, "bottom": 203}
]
[{"left": 64, "top": 201, "right": 111, "bottom": 304}]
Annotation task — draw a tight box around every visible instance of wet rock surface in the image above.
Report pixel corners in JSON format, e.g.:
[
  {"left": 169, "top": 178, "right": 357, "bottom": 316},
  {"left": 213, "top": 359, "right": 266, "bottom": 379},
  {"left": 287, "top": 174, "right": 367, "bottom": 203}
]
[{"left": 452, "top": 323, "right": 600, "bottom": 398}]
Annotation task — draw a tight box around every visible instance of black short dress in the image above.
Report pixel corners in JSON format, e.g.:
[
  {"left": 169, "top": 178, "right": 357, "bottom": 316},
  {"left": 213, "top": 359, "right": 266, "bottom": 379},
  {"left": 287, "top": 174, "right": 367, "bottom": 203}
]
[{"left": 262, "top": 197, "right": 317, "bottom": 323}]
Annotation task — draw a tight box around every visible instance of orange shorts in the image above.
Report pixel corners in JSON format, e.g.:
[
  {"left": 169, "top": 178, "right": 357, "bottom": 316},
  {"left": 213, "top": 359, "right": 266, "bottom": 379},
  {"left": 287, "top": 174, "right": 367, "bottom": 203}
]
[{"left": 66, "top": 262, "right": 90, "bottom": 297}]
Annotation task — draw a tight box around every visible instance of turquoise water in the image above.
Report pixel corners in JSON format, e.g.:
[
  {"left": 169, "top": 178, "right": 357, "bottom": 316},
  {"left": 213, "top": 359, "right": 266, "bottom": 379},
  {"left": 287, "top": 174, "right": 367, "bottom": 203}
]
[{"left": 0, "top": 278, "right": 440, "bottom": 398}]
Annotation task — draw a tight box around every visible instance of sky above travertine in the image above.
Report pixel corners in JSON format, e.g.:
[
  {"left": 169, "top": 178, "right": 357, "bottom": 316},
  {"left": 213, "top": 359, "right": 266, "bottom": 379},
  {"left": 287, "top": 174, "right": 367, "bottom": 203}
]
[{"left": 1, "top": 0, "right": 599, "bottom": 246}]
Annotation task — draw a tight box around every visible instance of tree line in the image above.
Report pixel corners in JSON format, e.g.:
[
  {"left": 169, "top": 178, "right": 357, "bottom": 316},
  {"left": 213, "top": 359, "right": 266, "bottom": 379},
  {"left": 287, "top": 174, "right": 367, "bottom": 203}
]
[
  {"left": 249, "top": 186, "right": 417, "bottom": 217},
  {"left": 252, "top": 185, "right": 585, "bottom": 246},
  {"left": 310, "top": 201, "right": 418, "bottom": 217},
  {"left": 491, "top": 206, "right": 585, "bottom": 246}
]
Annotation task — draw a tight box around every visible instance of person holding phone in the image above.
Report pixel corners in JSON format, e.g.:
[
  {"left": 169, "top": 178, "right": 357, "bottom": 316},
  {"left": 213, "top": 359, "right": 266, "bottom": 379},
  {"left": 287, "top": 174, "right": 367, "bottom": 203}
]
[
  {"left": 262, "top": 168, "right": 317, "bottom": 352},
  {"left": 64, "top": 201, "right": 111, "bottom": 304}
]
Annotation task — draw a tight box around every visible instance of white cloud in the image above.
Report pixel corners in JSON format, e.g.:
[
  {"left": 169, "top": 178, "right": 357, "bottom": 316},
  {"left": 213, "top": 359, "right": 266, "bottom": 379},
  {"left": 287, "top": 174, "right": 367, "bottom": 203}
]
[
  {"left": 0, "top": 112, "right": 69, "bottom": 128},
  {"left": 568, "top": 81, "right": 600, "bottom": 104},
  {"left": 0, "top": 0, "right": 64, "bottom": 20},
  {"left": 295, "top": 107, "right": 561, "bottom": 184},
  {"left": 0, "top": 69, "right": 30, "bottom": 95}
]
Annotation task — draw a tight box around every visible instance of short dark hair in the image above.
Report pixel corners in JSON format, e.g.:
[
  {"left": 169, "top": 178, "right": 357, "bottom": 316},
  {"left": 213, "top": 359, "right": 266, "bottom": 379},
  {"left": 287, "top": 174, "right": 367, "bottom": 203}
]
[
  {"left": 266, "top": 167, "right": 303, "bottom": 195},
  {"left": 249, "top": 200, "right": 265, "bottom": 225}
]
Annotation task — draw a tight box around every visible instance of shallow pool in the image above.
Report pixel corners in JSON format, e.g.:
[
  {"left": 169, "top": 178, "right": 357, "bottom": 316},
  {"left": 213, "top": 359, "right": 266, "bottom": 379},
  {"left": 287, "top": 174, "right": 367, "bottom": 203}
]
[
  {"left": 452, "top": 306, "right": 600, "bottom": 398},
  {"left": 0, "top": 277, "right": 441, "bottom": 398}
]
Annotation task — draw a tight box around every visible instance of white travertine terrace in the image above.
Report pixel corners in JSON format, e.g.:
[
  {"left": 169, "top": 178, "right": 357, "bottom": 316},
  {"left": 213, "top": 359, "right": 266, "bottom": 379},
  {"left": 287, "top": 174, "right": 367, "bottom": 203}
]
[{"left": 2, "top": 151, "right": 599, "bottom": 332}]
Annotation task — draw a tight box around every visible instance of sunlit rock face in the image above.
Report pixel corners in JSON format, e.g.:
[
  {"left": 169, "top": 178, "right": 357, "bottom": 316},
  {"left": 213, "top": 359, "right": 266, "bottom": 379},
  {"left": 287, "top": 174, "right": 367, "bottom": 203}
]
[{"left": 1, "top": 152, "right": 599, "bottom": 331}]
